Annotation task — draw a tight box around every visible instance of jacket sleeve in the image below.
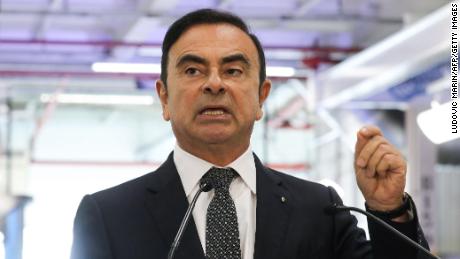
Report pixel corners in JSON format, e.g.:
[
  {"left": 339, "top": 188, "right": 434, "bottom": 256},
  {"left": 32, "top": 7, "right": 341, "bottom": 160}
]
[
  {"left": 328, "top": 187, "right": 430, "bottom": 259},
  {"left": 367, "top": 195, "right": 430, "bottom": 259},
  {"left": 70, "top": 195, "right": 113, "bottom": 259},
  {"left": 327, "top": 186, "right": 373, "bottom": 259}
]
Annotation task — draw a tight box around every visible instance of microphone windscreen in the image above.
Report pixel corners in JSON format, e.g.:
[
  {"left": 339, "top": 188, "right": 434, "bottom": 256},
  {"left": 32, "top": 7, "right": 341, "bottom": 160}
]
[{"left": 199, "top": 179, "right": 214, "bottom": 192}]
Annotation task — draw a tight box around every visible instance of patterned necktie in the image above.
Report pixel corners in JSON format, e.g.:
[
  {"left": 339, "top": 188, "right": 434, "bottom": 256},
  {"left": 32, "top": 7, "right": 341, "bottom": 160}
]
[{"left": 203, "top": 167, "right": 241, "bottom": 259}]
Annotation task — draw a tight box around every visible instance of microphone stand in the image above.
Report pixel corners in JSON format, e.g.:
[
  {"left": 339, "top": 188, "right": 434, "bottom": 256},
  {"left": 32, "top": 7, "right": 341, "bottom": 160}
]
[
  {"left": 325, "top": 204, "right": 441, "bottom": 259},
  {"left": 167, "top": 181, "right": 213, "bottom": 259}
]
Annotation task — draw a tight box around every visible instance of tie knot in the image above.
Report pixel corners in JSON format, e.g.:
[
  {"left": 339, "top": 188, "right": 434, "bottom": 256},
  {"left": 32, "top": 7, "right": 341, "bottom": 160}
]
[{"left": 203, "top": 167, "right": 237, "bottom": 191}]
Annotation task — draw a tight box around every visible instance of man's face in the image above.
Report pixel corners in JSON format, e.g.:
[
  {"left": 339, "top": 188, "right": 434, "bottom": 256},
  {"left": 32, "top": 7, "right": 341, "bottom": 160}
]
[{"left": 156, "top": 23, "right": 271, "bottom": 155}]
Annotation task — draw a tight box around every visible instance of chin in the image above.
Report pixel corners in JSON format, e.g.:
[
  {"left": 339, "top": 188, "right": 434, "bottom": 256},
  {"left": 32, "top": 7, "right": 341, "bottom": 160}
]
[
  {"left": 193, "top": 125, "right": 251, "bottom": 145},
  {"left": 195, "top": 128, "right": 234, "bottom": 143},
  {"left": 201, "top": 134, "right": 233, "bottom": 144}
]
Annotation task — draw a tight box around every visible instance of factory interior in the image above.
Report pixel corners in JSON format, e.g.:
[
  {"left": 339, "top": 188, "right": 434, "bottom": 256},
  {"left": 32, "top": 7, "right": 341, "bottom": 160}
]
[{"left": 0, "top": 0, "right": 458, "bottom": 258}]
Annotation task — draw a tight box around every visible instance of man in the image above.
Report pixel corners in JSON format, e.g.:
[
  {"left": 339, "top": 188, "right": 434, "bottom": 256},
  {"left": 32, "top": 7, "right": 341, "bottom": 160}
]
[{"left": 71, "top": 9, "right": 429, "bottom": 259}]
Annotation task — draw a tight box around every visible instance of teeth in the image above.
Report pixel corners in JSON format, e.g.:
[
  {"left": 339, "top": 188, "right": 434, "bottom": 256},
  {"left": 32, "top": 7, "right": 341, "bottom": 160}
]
[{"left": 202, "top": 109, "right": 225, "bottom": 115}]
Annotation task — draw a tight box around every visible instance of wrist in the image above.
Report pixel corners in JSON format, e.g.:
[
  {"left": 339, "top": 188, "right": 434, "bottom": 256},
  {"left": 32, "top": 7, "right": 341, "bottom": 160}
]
[
  {"left": 390, "top": 212, "right": 410, "bottom": 223},
  {"left": 365, "top": 193, "right": 412, "bottom": 220}
]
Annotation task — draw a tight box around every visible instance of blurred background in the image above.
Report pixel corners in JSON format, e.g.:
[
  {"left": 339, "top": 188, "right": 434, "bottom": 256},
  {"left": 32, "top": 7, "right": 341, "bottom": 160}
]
[{"left": 0, "top": 0, "right": 458, "bottom": 258}]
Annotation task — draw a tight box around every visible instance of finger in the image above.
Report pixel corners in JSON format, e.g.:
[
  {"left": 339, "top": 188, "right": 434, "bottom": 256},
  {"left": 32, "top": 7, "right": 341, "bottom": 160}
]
[
  {"left": 355, "top": 126, "right": 383, "bottom": 160},
  {"left": 358, "top": 166, "right": 376, "bottom": 178},
  {"left": 377, "top": 153, "right": 406, "bottom": 176},
  {"left": 358, "top": 125, "right": 383, "bottom": 139},
  {"left": 375, "top": 153, "right": 395, "bottom": 177},
  {"left": 367, "top": 143, "right": 392, "bottom": 176},
  {"left": 356, "top": 135, "right": 387, "bottom": 169},
  {"left": 355, "top": 131, "right": 368, "bottom": 161}
]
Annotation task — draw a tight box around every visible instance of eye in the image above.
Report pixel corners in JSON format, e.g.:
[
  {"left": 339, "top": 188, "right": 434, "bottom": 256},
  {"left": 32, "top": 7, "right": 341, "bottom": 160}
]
[
  {"left": 226, "top": 68, "right": 243, "bottom": 77},
  {"left": 185, "top": 67, "right": 201, "bottom": 76}
]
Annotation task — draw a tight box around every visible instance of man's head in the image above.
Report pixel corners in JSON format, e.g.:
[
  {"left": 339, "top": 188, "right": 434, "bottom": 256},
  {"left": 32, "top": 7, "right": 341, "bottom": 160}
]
[
  {"left": 156, "top": 9, "right": 271, "bottom": 166},
  {"left": 160, "top": 9, "right": 266, "bottom": 88}
]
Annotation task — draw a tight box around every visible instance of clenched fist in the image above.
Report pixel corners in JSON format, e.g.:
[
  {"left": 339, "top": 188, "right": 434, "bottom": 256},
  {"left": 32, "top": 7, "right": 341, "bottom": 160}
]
[{"left": 354, "top": 126, "right": 407, "bottom": 213}]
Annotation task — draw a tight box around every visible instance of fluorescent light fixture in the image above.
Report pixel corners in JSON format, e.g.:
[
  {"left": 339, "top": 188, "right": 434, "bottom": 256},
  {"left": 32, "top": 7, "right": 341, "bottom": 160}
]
[
  {"left": 264, "top": 49, "right": 304, "bottom": 60},
  {"left": 138, "top": 47, "right": 163, "bottom": 57},
  {"left": 40, "top": 93, "right": 155, "bottom": 106},
  {"left": 416, "top": 101, "right": 460, "bottom": 144},
  {"left": 92, "top": 62, "right": 161, "bottom": 74},
  {"left": 266, "top": 66, "right": 296, "bottom": 77}
]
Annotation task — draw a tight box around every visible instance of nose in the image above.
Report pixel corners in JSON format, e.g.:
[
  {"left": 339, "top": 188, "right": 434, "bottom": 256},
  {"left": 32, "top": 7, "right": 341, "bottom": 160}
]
[{"left": 203, "top": 69, "right": 226, "bottom": 95}]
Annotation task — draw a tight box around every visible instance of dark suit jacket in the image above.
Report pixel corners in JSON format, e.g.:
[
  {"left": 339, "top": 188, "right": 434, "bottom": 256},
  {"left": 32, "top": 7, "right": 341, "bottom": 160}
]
[{"left": 71, "top": 153, "right": 428, "bottom": 259}]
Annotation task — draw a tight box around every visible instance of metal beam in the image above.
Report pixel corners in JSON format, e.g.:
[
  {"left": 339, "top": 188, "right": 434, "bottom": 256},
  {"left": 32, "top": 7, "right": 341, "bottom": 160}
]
[
  {"left": 110, "top": 0, "right": 180, "bottom": 59},
  {"left": 293, "top": 0, "right": 324, "bottom": 17},
  {"left": 31, "top": 0, "right": 66, "bottom": 39}
]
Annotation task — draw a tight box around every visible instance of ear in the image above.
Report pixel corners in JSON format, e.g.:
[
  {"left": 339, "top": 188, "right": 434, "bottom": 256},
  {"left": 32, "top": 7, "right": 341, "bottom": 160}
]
[
  {"left": 156, "top": 80, "right": 170, "bottom": 121},
  {"left": 255, "top": 79, "right": 271, "bottom": 121}
]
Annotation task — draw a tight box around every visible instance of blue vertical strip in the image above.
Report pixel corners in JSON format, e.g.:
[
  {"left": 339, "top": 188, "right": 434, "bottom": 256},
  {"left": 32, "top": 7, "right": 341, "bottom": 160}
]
[
  {"left": 4, "top": 206, "right": 25, "bottom": 259},
  {"left": 3, "top": 197, "right": 31, "bottom": 259}
]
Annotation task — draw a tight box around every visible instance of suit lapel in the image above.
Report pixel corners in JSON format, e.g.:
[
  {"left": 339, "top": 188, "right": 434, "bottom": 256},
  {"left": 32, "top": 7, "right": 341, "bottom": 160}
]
[
  {"left": 253, "top": 154, "right": 293, "bottom": 259},
  {"left": 144, "top": 152, "right": 205, "bottom": 259},
  {"left": 143, "top": 152, "right": 292, "bottom": 259}
]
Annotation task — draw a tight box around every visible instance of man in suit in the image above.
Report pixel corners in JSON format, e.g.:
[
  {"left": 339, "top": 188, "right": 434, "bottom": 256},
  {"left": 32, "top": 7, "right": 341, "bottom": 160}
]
[{"left": 71, "top": 9, "right": 429, "bottom": 259}]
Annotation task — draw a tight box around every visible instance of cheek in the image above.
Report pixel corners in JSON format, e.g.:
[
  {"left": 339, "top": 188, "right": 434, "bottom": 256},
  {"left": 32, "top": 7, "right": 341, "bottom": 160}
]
[
  {"left": 169, "top": 90, "right": 196, "bottom": 116},
  {"left": 237, "top": 91, "right": 262, "bottom": 117}
]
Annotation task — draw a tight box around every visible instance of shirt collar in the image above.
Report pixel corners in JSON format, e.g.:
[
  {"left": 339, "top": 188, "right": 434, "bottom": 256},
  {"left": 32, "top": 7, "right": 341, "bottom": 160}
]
[{"left": 173, "top": 143, "right": 257, "bottom": 197}]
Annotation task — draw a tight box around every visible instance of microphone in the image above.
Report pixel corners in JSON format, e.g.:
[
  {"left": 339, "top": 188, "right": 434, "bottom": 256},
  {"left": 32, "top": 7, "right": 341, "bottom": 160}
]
[
  {"left": 324, "top": 204, "right": 440, "bottom": 259},
  {"left": 167, "top": 178, "right": 213, "bottom": 259}
]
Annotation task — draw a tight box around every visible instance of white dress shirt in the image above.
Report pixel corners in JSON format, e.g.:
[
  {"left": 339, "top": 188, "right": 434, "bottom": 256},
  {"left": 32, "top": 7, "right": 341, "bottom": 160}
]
[{"left": 173, "top": 143, "right": 257, "bottom": 259}]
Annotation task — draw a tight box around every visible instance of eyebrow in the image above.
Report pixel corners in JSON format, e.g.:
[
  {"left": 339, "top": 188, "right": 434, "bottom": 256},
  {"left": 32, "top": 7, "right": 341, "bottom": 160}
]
[
  {"left": 175, "top": 53, "right": 251, "bottom": 69},
  {"left": 221, "top": 53, "right": 251, "bottom": 67},
  {"left": 176, "top": 54, "right": 209, "bottom": 68}
]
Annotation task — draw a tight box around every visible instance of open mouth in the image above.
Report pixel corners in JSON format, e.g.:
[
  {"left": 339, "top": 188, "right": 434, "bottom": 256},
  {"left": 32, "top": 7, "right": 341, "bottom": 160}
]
[
  {"left": 199, "top": 107, "right": 230, "bottom": 115},
  {"left": 201, "top": 108, "right": 226, "bottom": 115}
]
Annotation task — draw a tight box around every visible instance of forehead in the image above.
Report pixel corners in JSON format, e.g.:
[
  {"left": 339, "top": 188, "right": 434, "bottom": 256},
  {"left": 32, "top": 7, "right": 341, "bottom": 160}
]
[{"left": 168, "top": 23, "right": 259, "bottom": 66}]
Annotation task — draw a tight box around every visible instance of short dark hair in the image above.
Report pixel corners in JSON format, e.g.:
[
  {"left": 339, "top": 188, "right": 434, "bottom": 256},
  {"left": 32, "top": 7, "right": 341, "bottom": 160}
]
[{"left": 160, "top": 9, "right": 266, "bottom": 88}]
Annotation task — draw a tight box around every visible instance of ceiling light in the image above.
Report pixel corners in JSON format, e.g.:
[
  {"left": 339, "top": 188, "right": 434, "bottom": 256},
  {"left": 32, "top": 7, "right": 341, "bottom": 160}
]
[
  {"left": 266, "top": 66, "right": 296, "bottom": 77},
  {"left": 416, "top": 101, "right": 459, "bottom": 144},
  {"left": 92, "top": 62, "right": 161, "bottom": 74},
  {"left": 40, "top": 93, "right": 155, "bottom": 106},
  {"left": 137, "top": 47, "right": 163, "bottom": 57}
]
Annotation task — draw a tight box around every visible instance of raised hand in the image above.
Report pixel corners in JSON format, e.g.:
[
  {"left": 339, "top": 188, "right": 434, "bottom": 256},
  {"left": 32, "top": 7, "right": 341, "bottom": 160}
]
[{"left": 354, "top": 126, "right": 406, "bottom": 212}]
